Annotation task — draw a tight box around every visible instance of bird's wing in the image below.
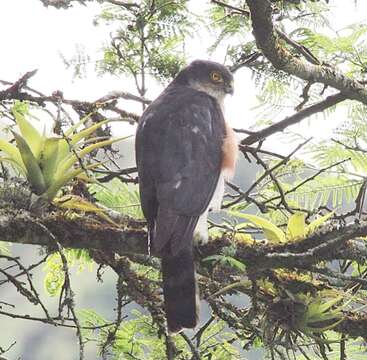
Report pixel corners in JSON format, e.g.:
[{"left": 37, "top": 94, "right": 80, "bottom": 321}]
[{"left": 136, "top": 86, "right": 225, "bottom": 255}]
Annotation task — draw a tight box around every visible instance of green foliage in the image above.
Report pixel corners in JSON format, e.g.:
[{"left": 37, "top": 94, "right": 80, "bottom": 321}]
[
  {"left": 80, "top": 309, "right": 188, "bottom": 359},
  {"left": 261, "top": 289, "right": 357, "bottom": 359},
  {"left": 286, "top": 175, "right": 362, "bottom": 210},
  {"left": 229, "top": 210, "right": 286, "bottom": 243},
  {"left": 95, "top": 0, "right": 195, "bottom": 85},
  {"left": 298, "top": 293, "right": 344, "bottom": 334},
  {"left": 109, "top": 311, "right": 175, "bottom": 360},
  {"left": 0, "top": 104, "right": 124, "bottom": 201},
  {"left": 43, "top": 249, "right": 93, "bottom": 296},
  {"left": 240, "top": 148, "right": 363, "bottom": 213},
  {"left": 228, "top": 210, "right": 333, "bottom": 243},
  {"left": 252, "top": 77, "right": 300, "bottom": 121},
  {"left": 296, "top": 333, "right": 367, "bottom": 360},
  {"left": 204, "top": 254, "right": 246, "bottom": 272},
  {"left": 90, "top": 178, "right": 143, "bottom": 219},
  {"left": 79, "top": 309, "right": 239, "bottom": 359},
  {"left": 281, "top": 2, "right": 331, "bottom": 29},
  {"left": 196, "top": 320, "right": 240, "bottom": 359},
  {"left": 279, "top": 100, "right": 367, "bottom": 212},
  {"left": 295, "top": 23, "right": 367, "bottom": 74},
  {"left": 209, "top": 1, "right": 251, "bottom": 56}
]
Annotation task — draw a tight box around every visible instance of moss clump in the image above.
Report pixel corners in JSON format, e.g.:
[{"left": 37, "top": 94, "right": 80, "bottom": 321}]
[{"left": 0, "top": 180, "right": 32, "bottom": 210}]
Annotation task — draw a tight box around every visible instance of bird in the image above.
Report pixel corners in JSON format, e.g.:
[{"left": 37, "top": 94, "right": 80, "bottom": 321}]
[{"left": 135, "top": 59, "right": 238, "bottom": 334}]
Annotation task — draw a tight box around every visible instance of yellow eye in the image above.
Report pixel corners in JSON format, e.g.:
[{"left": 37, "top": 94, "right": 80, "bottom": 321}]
[{"left": 211, "top": 71, "right": 223, "bottom": 82}]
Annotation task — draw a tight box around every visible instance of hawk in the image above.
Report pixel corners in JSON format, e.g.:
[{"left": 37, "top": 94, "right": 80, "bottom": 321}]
[{"left": 135, "top": 60, "right": 238, "bottom": 333}]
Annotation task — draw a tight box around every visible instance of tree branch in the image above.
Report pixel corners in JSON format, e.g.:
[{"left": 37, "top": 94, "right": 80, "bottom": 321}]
[
  {"left": 245, "top": 0, "right": 367, "bottom": 105},
  {"left": 241, "top": 92, "right": 346, "bottom": 145},
  {"left": 39, "top": 0, "right": 138, "bottom": 9},
  {"left": 0, "top": 74, "right": 141, "bottom": 123},
  {"left": 2, "top": 208, "right": 367, "bottom": 270}
]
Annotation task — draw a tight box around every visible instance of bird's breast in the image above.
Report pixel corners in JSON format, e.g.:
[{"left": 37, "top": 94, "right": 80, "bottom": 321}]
[{"left": 221, "top": 122, "right": 238, "bottom": 179}]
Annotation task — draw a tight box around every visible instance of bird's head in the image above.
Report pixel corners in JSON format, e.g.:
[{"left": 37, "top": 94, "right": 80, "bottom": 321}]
[{"left": 174, "top": 60, "right": 234, "bottom": 101}]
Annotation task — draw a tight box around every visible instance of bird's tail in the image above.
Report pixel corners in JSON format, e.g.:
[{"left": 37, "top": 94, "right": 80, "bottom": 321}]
[{"left": 161, "top": 247, "right": 198, "bottom": 333}]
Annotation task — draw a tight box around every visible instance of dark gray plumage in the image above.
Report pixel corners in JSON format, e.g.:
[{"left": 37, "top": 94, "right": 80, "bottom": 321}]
[{"left": 135, "top": 60, "right": 234, "bottom": 333}]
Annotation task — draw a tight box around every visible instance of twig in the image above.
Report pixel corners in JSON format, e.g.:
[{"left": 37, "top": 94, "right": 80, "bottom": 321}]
[
  {"left": 193, "top": 316, "right": 215, "bottom": 348},
  {"left": 295, "top": 81, "right": 313, "bottom": 111},
  {"left": 100, "top": 272, "right": 125, "bottom": 357},
  {"left": 0, "top": 255, "right": 47, "bottom": 286},
  {"left": 0, "top": 255, "right": 51, "bottom": 320},
  {"left": 332, "top": 138, "right": 367, "bottom": 154},
  {"left": 95, "top": 166, "right": 139, "bottom": 184},
  {"left": 310, "top": 266, "right": 367, "bottom": 288},
  {"left": 180, "top": 332, "right": 201, "bottom": 360},
  {"left": 0, "top": 310, "right": 116, "bottom": 330},
  {"left": 96, "top": 91, "right": 151, "bottom": 105},
  {"left": 276, "top": 30, "right": 320, "bottom": 66},
  {"left": 0, "top": 74, "right": 141, "bottom": 123},
  {"left": 211, "top": 0, "right": 249, "bottom": 16},
  {"left": 0, "top": 269, "right": 40, "bottom": 305},
  {"left": 37, "top": 221, "right": 85, "bottom": 360},
  {"left": 0, "top": 341, "right": 16, "bottom": 357},
  {"left": 4, "top": 70, "right": 38, "bottom": 94},
  {"left": 226, "top": 138, "right": 311, "bottom": 209},
  {"left": 249, "top": 149, "right": 293, "bottom": 213},
  {"left": 264, "top": 158, "right": 351, "bottom": 205},
  {"left": 241, "top": 93, "right": 347, "bottom": 145},
  {"left": 236, "top": 144, "right": 286, "bottom": 159}
]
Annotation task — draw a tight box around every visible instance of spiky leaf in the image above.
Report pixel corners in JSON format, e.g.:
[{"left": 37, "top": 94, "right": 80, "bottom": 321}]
[
  {"left": 228, "top": 210, "right": 286, "bottom": 243},
  {"left": 12, "top": 132, "right": 46, "bottom": 195},
  {"left": 12, "top": 108, "right": 44, "bottom": 158}
]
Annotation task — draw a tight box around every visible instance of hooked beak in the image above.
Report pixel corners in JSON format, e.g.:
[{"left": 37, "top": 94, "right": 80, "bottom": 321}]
[{"left": 224, "top": 80, "right": 234, "bottom": 95}]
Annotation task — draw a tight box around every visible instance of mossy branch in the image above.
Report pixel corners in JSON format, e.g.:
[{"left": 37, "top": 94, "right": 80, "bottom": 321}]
[{"left": 2, "top": 208, "right": 367, "bottom": 270}]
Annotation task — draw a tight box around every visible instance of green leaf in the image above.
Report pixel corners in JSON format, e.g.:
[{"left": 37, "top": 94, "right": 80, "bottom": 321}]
[
  {"left": 316, "top": 295, "right": 343, "bottom": 315},
  {"left": 225, "top": 256, "right": 247, "bottom": 271},
  {"left": 306, "top": 211, "right": 334, "bottom": 235},
  {"left": 53, "top": 195, "right": 118, "bottom": 225},
  {"left": 43, "top": 253, "right": 65, "bottom": 296},
  {"left": 228, "top": 210, "right": 286, "bottom": 243},
  {"left": 44, "top": 250, "right": 93, "bottom": 296},
  {"left": 53, "top": 138, "right": 71, "bottom": 166},
  {"left": 56, "top": 136, "right": 127, "bottom": 178},
  {"left": 70, "top": 119, "right": 109, "bottom": 145},
  {"left": 203, "top": 254, "right": 246, "bottom": 272},
  {"left": 203, "top": 255, "right": 224, "bottom": 263},
  {"left": 39, "top": 138, "right": 62, "bottom": 187},
  {"left": 12, "top": 108, "right": 44, "bottom": 158},
  {"left": 0, "top": 139, "right": 25, "bottom": 171},
  {"left": 0, "top": 157, "right": 25, "bottom": 172},
  {"left": 54, "top": 195, "right": 105, "bottom": 212},
  {"left": 12, "top": 132, "right": 46, "bottom": 195},
  {"left": 303, "top": 318, "right": 343, "bottom": 333},
  {"left": 287, "top": 212, "right": 306, "bottom": 240},
  {"left": 64, "top": 112, "right": 94, "bottom": 137},
  {"left": 90, "top": 180, "right": 143, "bottom": 219},
  {"left": 45, "top": 162, "right": 103, "bottom": 200}
]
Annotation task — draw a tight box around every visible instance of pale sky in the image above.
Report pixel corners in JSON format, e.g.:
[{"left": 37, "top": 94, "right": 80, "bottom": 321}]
[{"left": 0, "top": 0, "right": 366, "bottom": 145}]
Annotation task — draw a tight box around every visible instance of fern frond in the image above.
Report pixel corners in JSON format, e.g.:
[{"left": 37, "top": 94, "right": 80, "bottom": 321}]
[{"left": 89, "top": 179, "right": 143, "bottom": 219}]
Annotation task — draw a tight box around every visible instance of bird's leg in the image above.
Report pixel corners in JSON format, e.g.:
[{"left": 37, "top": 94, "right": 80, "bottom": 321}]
[
  {"left": 194, "top": 210, "right": 209, "bottom": 245},
  {"left": 194, "top": 173, "right": 226, "bottom": 245},
  {"left": 209, "top": 173, "right": 225, "bottom": 211}
]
